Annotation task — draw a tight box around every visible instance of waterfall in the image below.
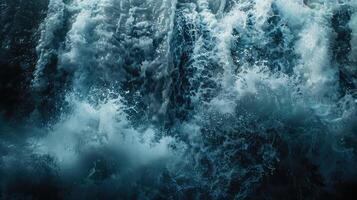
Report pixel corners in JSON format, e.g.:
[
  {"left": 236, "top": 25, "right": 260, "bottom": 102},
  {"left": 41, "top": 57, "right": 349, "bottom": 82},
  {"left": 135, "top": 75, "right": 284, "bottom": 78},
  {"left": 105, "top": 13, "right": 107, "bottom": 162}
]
[{"left": 0, "top": 0, "right": 357, "bottom": 199}]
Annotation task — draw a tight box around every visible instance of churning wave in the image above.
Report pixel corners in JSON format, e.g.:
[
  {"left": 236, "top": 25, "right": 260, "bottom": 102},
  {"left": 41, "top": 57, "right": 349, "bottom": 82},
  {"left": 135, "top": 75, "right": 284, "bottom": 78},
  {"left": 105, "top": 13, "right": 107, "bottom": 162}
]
[{"left": 1, "top": 0, "right": 357, "bottom": 199}]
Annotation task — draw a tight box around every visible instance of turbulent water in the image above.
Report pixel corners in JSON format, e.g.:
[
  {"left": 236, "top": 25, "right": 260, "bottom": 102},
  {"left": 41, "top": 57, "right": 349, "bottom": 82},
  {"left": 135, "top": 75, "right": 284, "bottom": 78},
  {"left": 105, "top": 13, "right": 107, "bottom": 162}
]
[{"left": 1, "top": 0, "right": 357, "bottom": 199}]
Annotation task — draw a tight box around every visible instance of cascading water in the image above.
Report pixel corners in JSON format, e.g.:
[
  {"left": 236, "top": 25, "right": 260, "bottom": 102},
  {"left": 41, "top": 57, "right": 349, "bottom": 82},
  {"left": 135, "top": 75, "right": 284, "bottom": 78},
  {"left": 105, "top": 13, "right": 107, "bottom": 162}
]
[{"left": 0, "top": 0, "right": 357, "bottom": 199}]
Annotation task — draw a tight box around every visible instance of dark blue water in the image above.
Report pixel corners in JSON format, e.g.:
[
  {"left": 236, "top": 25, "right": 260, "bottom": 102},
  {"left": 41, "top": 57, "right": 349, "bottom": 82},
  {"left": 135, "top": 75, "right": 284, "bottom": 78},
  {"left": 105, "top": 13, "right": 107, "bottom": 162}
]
[{"left": 1, "top": 0, "right": 357, "bottom": 199}]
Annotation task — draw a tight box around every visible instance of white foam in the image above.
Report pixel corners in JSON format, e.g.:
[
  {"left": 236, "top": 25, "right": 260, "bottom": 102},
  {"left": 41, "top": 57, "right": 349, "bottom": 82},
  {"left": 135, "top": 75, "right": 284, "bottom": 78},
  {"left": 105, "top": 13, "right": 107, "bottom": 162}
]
[
  {"left": 32, "top": 95, "right": 173, "bottom": 173},
  {"left": 32, "top": 0, "right": 66, "bottom": 89},
  {"left": 294, "top": 21, "right": 337, "bottom": 95}
]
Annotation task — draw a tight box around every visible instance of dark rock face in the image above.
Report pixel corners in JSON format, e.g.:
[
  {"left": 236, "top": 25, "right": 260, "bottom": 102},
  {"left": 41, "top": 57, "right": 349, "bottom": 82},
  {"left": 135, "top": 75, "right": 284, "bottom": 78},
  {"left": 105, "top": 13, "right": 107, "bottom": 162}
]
[{"left": 0, "top": 0, "right": 49, "bottom": 119}]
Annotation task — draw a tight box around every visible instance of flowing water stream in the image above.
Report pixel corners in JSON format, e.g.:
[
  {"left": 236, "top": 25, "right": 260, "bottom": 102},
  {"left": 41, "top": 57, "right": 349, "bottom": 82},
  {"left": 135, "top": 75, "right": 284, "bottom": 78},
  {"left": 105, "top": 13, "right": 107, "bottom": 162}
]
[{"left": 1, "top": 0, "right": 357, "bottom": 199}]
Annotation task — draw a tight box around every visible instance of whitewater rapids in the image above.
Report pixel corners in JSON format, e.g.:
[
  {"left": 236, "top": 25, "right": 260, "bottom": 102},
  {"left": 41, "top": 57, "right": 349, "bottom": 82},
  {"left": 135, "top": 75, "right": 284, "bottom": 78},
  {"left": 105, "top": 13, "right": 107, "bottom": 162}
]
[{"left": 0, "top": 0, "right": 357, "bottom": 199}]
